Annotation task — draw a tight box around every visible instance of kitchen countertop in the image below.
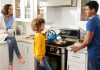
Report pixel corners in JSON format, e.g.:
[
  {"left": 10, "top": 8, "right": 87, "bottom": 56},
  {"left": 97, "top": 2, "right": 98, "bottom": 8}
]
[
  {"left": 46, "top": 44, "right": 71, "bottom": 48},
  {"left": 0, "top": 35, "right": 33, "bottom": 45},
  {"left": 67, "top": 46, "right": 87, "bottom": 53},
  {"left": 46, "top": 44, "right": 87, "bottom": 53},
  {"left": 0, "top": 35, "right": 87, "bottom": 53}
]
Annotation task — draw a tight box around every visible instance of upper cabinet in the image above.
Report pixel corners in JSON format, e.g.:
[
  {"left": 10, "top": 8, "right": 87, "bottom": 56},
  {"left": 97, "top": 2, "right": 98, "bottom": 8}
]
[
  {"left": 39, "top": 0, "right": 77, "bottom": 7},
  {"left": 13, "top": 0, "right": 37, "bottom": 22}
]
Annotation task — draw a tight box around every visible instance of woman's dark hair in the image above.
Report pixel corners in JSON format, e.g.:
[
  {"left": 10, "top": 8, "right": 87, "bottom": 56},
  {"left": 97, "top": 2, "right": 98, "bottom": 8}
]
[
  {"left": 31, "top": 18, "right": 45, "bottom": 31},
  {"left": 1, "top": 4, "right": 12, "bottom": 15},
  {"left": 86, "top": 1, "right": 99, "bottom": 12}
]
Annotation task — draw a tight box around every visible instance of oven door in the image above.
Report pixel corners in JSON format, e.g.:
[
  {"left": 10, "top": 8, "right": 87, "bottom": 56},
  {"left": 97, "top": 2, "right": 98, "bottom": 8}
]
[
  {"left": 46, "top": 52, "right": 61, "bottom": 70},
  {"left": 46, "top": 45, "right": 61, "bottom": 70},
  {"left": 46, "top": 45, "right": 67, "bottom": 70}
]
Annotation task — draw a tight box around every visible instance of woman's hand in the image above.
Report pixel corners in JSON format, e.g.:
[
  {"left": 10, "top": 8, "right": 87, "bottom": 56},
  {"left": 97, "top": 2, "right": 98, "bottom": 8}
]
[
  {"left": 4, "top": 31, "right": 8, "bottom": 34},
  {"left": 39, "top": 59, "right": 45, "bottom": 67},
  {"left": 8, "top": 29, "right": 14, "bottom": 34}
]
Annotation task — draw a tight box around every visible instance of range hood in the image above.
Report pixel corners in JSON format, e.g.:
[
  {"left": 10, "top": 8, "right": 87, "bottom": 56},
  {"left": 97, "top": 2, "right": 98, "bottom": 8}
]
[{"left": 40, "top": 0, "right": 74, "bottom": 7}]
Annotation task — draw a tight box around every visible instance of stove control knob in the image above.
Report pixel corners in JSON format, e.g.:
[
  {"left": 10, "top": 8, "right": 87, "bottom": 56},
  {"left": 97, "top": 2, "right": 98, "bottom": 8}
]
[
  {"left": 56, "top": 49, "right": 60, "bottom": 54},
  {"left": 50, "top": 47, "right": 54, "bottom": 52}
]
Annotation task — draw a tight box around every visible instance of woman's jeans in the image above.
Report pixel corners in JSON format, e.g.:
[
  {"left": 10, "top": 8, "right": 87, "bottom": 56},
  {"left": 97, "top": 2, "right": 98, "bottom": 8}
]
[
  {"left": 5, "top": 35, "right": 21, "bottom": 64},
  {"left": 36, "top": 57, "right": 52, "bottom": 70}
]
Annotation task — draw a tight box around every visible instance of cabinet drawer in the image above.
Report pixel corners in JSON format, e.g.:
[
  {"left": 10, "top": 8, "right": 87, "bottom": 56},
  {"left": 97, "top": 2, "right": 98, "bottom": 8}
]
[{"left": 68, "top": 51, "right": 86, "bottom": 63}]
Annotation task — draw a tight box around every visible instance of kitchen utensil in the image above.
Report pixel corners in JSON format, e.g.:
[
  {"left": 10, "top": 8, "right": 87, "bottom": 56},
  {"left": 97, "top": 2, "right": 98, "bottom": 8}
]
[{"left": 46, "top": 30, "right": 57, "bottom": 41}]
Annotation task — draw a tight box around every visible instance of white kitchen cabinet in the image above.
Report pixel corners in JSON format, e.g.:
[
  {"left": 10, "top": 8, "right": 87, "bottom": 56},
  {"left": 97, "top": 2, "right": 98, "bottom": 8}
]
[
  {"left": 67, "top": 60, "right": 86, "bottom": 70},
  {"left": 48, "top": 0, "right": 72, "bottom": 6},
  {"left": 0, "top": 0, "right": 37, "bottom": 22},
  {"left": 13, "top": 42, "right": 35, "bottom": 70},
  {"left": 40, "top": 0, "right": 77, "bottom": 7},
  {"left": 13, "top": 0, "right": 37, "bottom": 22},
  {"left": 0, "top": 44, "right": 9, "bottom": 70},
  {"left": 0, "top": 40, "right": 34, "bottom": 70},
  {"left": 67, "top": 50, "right": 87, "bottom": 70},
  {"left": 27, "top": 43, "right": 35, "bottom": 70},
  {"left": 13, "top": 42, "right": 28, "bottom": 70}
]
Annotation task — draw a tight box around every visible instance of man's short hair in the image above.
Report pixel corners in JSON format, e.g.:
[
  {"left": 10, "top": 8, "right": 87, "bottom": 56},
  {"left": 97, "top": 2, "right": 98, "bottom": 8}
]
[{"left": 86, "top": 1, "right": 99, "bottom": 12}]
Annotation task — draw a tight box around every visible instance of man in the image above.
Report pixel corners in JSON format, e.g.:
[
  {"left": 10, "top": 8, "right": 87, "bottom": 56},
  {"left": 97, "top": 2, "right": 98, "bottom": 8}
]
[{"left": 71, "top": 1, "right": 100, "bottom": 70}]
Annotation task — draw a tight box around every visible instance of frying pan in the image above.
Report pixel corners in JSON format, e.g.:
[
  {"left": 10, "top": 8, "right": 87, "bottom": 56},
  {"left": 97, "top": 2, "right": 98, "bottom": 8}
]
[{"left": 46, "top": 39, "right": 74, "bottom": 47}]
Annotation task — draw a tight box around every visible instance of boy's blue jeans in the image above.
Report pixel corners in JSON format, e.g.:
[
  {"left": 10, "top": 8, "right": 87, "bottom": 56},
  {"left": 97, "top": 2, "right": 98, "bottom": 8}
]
[
  {"left": 5, "top": 35, "right": 21, "bottom": 64},
  {"left": 36, "top": 57, "right": 52, "bottom": 70}
]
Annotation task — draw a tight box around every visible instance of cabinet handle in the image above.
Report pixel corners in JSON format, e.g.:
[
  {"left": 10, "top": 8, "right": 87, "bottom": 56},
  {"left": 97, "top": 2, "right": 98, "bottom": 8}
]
[
  {"left": 72, "top": 56, "right": 80, "bottom": 58},
  {"left": 27, "top": 47, "right": 28, "bottom": 53},
  {"left": 67, "top": 64, "right": 69, "bottom": 70}
]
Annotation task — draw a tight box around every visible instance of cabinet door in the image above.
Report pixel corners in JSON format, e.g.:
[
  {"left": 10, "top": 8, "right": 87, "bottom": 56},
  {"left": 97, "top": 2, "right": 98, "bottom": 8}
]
[
  {"left": 27, "top": 43, "right": 35, "bottom": 70},
  {"left": 68, "top": 51, "right": 86, "bottom": 63},
  {"left": 67, "top": 60, "right": 86, "bottom": 70},
  {"left": 68, "top": 65, "right": 84, "bottom": 70},
  {"left": 13, "top": 0, "right": 37, "bottom": 22},
  {"left": 13, "top": 42, "right": 28, "bottom": 70},
  {"left": 14, "top": 0, "right": 21, "bottom": 19},
  {"left": 0, "top": 44, "right": 9, "bottom": 70}
]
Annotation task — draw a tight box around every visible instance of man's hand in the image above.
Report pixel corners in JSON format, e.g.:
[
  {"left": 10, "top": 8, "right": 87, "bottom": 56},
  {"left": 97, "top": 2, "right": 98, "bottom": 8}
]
[{"left": 71, "top": 46, "right": 80, "bottom": 53}]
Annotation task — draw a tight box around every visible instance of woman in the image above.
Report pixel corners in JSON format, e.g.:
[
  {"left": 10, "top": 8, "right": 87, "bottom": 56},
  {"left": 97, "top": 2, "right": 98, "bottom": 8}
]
[{"left": 0, "top": 4, "right": 25, "bottom": 70}]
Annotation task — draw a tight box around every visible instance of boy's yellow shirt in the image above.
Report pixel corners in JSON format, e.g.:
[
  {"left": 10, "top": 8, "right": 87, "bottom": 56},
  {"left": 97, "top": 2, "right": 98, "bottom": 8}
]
[{"left": 33, "top": 33, "right": 46, "bottom": 60}]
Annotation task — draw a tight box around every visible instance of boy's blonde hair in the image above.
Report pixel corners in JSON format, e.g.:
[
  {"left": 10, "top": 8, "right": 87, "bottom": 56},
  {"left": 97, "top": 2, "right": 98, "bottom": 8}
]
[{"left": 31, "top": 18, "right": 45, "bottom": 31}]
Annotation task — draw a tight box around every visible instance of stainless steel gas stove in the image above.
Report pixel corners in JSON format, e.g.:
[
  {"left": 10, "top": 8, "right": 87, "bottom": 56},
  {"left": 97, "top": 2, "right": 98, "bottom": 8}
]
[{"left": 46, "top": 28, "right": 80, "bottom": 70}]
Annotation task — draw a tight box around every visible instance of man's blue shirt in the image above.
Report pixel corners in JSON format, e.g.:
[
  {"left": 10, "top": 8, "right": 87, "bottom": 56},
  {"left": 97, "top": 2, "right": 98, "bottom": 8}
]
[{"left": 86, "top": 15, "right": 100, "bottom": 60}]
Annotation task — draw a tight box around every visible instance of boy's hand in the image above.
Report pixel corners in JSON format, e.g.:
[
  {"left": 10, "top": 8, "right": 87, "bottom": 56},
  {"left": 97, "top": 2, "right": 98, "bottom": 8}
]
[{"left": 39, "top": 59, "right": 45, "bottom": 67}]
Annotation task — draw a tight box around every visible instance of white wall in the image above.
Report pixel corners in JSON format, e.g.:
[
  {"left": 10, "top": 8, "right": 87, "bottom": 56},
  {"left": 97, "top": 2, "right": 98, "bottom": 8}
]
[
  {"left": 61, "top": 7, "right": 78, "bottom": 28},
  {"left": 44, "top": 0, "right": 100, "bottom": 31},
  {"left": 44, "top": 0, "right": 87, "bottom": 30},
  {"left": 0, "top": 0, "right": 13, "bottom": 7},
  {"left": 96, "top": 0, "right": 100, "bottom": 15},
  {"left": 16, "top": 21, "right": 34, "bottom": 35},
  {"left": 46, "top": 7, "right": 78, "bottom": 28},
  {"left": 23, "top": 22, "right": 34, "bottom": 35}
]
